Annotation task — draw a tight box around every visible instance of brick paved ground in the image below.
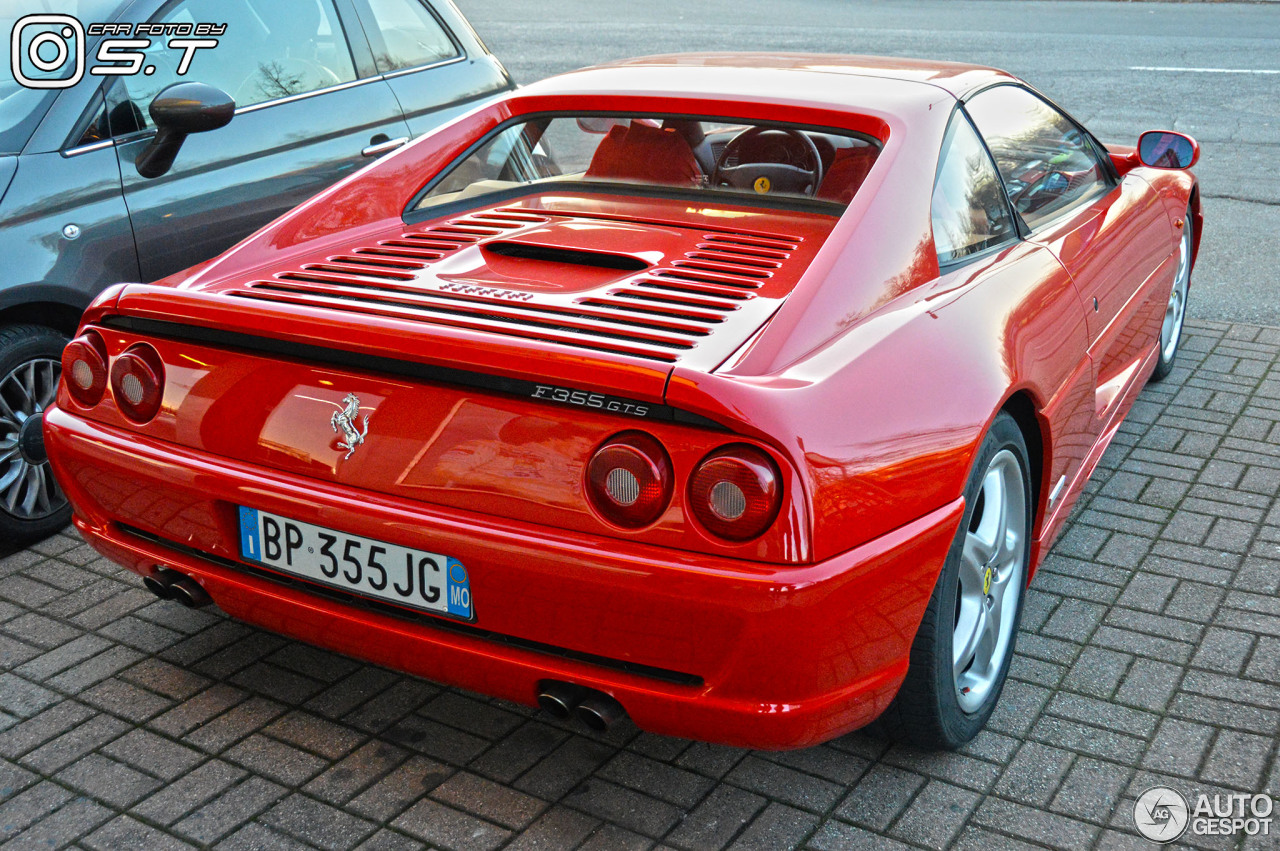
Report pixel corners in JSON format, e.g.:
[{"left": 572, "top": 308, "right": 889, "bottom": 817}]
[{"left": 1, "top": 317, "right": 1277, "bottom": 850}]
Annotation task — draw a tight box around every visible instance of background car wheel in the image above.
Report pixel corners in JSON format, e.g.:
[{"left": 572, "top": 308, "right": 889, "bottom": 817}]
[
  {"left": 873, "top": 410, "right": 1032, "bottom": 749},
  {"left": 1149, "top": 206, "right": 1194, "bottom": 382},
  {"left": 0, "top": 325, "right": 71, "bottom": 547}
]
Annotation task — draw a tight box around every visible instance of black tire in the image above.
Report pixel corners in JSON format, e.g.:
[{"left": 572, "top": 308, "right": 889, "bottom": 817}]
[
  {"left": 1149, "top": 207, "right": 1194, "bottom": 383},
  {"left": 0, "top": 324, "right": 72, "bottom": 547},
  {"left": 873, "top": 411, "right": 1032, "bottom": 749}
]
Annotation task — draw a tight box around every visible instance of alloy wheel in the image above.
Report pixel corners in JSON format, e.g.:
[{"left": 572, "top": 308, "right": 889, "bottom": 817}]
[
  {"left": 953, "top": 448, "right": 1027, "bottom": 714},
  {"left": 0, "top": 357, "right": 64, "bottom": 520},
  {"left": 1160, "top": 220, "right": 1192, "bottom": 363}
]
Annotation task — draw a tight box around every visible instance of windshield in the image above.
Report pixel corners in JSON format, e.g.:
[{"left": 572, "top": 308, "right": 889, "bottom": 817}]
[
  {"left": 1, "top": 1, "right": 122, "bottom": 153},
  {"left": 415, "top": 114, "right": 881, "bottom": 212}
]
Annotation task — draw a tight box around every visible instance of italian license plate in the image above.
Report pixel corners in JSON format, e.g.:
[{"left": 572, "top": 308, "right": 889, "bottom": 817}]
[{"left": 237, "top": 506, "right": 474, "bottom": 621}]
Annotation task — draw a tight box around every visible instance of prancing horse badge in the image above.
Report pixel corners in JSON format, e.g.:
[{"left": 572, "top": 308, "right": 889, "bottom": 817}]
[{"left": 331, "top": 393, "right": 369, "bottom": 459}]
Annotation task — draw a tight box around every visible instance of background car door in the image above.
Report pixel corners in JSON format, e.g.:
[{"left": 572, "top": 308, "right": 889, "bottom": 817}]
[
  {"left": 110, "top": 0, "right": 413, "bottom": 282},
  {"left": 966, "top": 85, "right": 1172, "bottom": 421},
  {"left": 348, "top": 0, "right": 514, "bottom": 135}
]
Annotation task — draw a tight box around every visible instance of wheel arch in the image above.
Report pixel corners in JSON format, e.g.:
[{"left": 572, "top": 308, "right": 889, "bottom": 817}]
[
  {"left": 999, "top": 389, "right": 1045, "bottom": 526},
  {"left": 1189, "top": 183, "right": 1203, "bottom": 269},
  {"left": 0, "top": 302, "right": 84, "bottom": 338}
]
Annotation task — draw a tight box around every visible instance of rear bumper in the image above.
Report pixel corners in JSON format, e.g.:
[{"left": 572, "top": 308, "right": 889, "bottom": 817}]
[{"left": 46, "top": 404, "right": 960, "bottom": 750}]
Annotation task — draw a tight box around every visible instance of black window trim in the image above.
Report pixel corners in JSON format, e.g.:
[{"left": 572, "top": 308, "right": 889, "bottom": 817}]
[
  {"left": 345, "top": 0, "right": 466, "bottom": 80},
  {"left": 961, "top": 81, "right": 1118, "bottom": 236},
  {"left": 933, "top": 104, "right": 1022, "bottom": 273},
  {"left": 62, "top": 0, "right": 395, "bottom": 153}
]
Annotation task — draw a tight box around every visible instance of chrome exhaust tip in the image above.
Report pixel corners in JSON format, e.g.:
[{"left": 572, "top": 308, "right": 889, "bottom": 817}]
[
  {"left": 143, "top": 567, "right": 211, "bottom": 608},
  {"left": 168, "top": 576, "right": 212, "bottom": 608},
  {"left": 576, "top": 694, "right": 625, "bottom": 732},
  {"left": 142, "top": 575, "right": 174, "bottom": 599},
  {"left": 536, "top": 681, "right": 583, "bottom": 719}
]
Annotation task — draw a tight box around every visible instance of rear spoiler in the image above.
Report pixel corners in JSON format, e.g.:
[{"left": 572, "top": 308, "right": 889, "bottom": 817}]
[{"left": 100, "top": 284, "right": 723, "bottom": 429}]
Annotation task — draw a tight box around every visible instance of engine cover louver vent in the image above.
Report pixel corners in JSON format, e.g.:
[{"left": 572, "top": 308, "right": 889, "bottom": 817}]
[{"left": 229, "top": 201, "right": 818, "bottom": 366}]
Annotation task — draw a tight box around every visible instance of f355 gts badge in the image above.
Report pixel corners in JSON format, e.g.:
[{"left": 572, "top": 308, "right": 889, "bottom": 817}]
[{"left": 331, "top": 393, "right": 369, "bottom": 459}]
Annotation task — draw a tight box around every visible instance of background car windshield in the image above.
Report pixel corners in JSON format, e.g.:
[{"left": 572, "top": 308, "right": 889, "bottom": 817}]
[
  {"left": 0, "top": 0, "right": 121, "bottom": 154},
  {"left": 416, "top": 115, "right": 880, "bottom": 210}
]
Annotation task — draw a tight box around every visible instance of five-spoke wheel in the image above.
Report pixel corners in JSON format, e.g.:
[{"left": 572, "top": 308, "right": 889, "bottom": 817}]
[
  {"left": 1151, "top": 207, "right": 1194, "bottom": 382},
  {"left": 953, "top": 449, "right": 1026, "bottom": 713},
  {"left": 875, "top": 411, "right": 1031, "bottom": 749}
]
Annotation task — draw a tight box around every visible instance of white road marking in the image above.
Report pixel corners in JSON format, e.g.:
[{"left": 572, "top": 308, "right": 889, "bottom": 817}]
[{"left": 1130, "top": 66, "right": 1280, "bottom": 75}]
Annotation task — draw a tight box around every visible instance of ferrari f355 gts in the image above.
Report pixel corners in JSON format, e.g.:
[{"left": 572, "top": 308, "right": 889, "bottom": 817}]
[{"left": 44, "top": 54, "right": 1200, "bottom": 749}]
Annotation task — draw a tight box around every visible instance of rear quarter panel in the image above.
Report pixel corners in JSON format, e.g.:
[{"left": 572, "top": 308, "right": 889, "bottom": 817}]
[{"left": 670, "top": 240, "right": 1092, "bottom": 564}]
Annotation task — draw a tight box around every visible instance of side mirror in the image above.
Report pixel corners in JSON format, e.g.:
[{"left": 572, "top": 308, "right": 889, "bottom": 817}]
[
  {"left": 135, "top": 82, "right": 235, "bottom": 179},
  {"left": 1137, "top": 130, "right": 1198, "bottom": 169}
]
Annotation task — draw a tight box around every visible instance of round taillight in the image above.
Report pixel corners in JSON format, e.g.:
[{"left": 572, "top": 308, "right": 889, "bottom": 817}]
[
  {"left": 109, "top": 344, "right": 165, "bottom": 423},
  {"left": 61, "top": 332, "right": 109, "bottom": 408},
  {"left": 690, "top": 445, "right": 782, "bottom": 541},
  {"left": 585, "top": 431, "right": 673, "bottom": 528}
]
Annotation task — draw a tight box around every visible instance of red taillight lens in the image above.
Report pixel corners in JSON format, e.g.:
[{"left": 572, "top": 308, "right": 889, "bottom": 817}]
[
  {"left": 109, "top": 344, "right": 165, "bottom": 423},
  {"left": 61, "top": 332, "right": 109, "bottom": 408},
  {"left": 690, "top": 445, "right": 782, "bottom": 541},
  {"left": 585, "top": 431, "right": 673, "bottom": 528}
]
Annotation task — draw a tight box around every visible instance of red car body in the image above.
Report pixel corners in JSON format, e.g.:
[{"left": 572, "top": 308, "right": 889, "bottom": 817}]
[{"left": 45, "top": 54, "right": 1200, "bottom": 749}]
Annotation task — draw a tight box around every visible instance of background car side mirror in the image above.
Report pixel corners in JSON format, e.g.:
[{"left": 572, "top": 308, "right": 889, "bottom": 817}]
[
  {"left": 135, "top": 82, "right": 235, "bottom": 179},
  {"left": 1137, "top": 130, "right": 1199, "bottom": 169}
]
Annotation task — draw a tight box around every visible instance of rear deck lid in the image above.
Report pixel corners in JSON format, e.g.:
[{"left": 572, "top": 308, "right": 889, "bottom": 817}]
[{"left": 114, "top": 193, "right": 835, "bottom": 402}]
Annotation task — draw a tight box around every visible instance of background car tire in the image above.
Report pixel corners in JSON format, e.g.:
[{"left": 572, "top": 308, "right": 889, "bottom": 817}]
[
  {"left": 0, "top": 324, "right": 71, "bottom": 547},
  {"left": 872, "top": 410, "right": 1032, "bottom": 750},
  {"left": 1149, "top": 206, "right": 1194, "bottom": 382}
]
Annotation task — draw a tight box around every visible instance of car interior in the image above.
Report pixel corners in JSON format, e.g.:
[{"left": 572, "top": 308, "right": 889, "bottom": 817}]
[{"left": 417, "top": 115, "right": 882, "bottom": 210}]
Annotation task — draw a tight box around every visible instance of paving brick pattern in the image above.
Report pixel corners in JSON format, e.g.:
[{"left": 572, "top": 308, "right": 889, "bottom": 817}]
[{"left": 2, "top": 318, "right": 1278, "bottom": 850}]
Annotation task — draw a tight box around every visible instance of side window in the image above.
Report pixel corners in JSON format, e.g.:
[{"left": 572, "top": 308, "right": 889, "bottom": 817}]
[
  {"left": 111, "top": 0, "right": 358, "bottom": 135},
  {"left": 355, "top": 0, "right": 460, "bottom": 74},
  {"left": 931, "top": 112, "right": 1017, "bottom": 266},
  {"left": 966, "top": 85, "right": 1110, "bottom": 229}
]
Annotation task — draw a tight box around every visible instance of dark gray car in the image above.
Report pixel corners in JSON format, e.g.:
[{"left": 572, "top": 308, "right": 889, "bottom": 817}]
[{"left": 0, "top": 0, "right": 512, "bottom": 545}]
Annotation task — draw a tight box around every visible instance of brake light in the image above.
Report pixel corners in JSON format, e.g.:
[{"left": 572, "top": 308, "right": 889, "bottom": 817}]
[
  {"left": 690, "top": 446, "right": 782, "bottom": 541},
  {"left": 110, "top": 344, "right": 165, "bottom": 423},
  {"left": 585, "top": 431, "right": 673, "bottom": 528},
  {"left": 61, "top": 332, "right": 109, "bottom": 408}
]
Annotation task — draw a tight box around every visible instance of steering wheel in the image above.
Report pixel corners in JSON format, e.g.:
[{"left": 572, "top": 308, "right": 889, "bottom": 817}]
[
  {"left": 1010, "top": 170, "right": 1071, "bottom": 215},
  {"left": 710, "top": 127, "right": 824, "bottom": 197}
]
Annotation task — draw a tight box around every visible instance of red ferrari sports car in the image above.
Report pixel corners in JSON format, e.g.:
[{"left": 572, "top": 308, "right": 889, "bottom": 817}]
[{"left": 42, "top": 54, "right": 1200, "bottom": 750}]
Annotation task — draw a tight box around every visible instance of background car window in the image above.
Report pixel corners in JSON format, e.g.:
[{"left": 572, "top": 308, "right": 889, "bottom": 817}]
[
  {"left": 359, "top": 0, "right": 460, "bottom": 74},
  {"left": 112, "top": 0, "right": 357, "bottom": 135},
  {"left": 965, "top": 85, "right": 1109, "bottom": 229},
  {"left": 931, "top": 113, "right": 1017, "bottom": 266}
]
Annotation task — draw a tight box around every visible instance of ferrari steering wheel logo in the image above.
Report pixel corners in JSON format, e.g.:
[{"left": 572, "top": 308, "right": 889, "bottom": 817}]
[{"left": 753, "top": 176, "right": 771, "bottom": 194}]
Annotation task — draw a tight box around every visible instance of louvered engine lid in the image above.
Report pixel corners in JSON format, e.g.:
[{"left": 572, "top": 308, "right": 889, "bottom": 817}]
[{"left": 216, "top": 194, "right": 835, "bottom": 374}]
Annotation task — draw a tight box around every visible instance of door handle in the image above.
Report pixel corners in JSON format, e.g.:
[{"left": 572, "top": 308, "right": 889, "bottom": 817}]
[{"left": 362, "top": 136, "right": 409, "bottom": 158}]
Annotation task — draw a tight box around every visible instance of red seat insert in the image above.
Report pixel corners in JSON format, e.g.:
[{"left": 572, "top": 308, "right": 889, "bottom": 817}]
[
  {"left": 817, "top": 145, "right": 878, "bottom": 204},
  {"left": 585, "top": 123, "right": 702, "bottom": 187}
]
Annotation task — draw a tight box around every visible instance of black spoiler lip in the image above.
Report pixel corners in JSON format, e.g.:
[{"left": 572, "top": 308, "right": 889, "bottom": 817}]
[{"left": 97, "top": 314, "right": 728, "bottom": 432}]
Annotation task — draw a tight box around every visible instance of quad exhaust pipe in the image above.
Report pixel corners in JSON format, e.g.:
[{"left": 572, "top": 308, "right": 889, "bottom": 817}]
[
  {"left": 143, "top": 567, "right": 212, "bottom": 608},
  {"left": 536, "top": 680, "right": 627, "bottom": 731}
]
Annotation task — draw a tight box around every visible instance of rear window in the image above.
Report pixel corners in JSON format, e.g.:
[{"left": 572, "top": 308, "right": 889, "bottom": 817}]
[{"left": 414, "top": 114, "right": 880, "bottom": 211}]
